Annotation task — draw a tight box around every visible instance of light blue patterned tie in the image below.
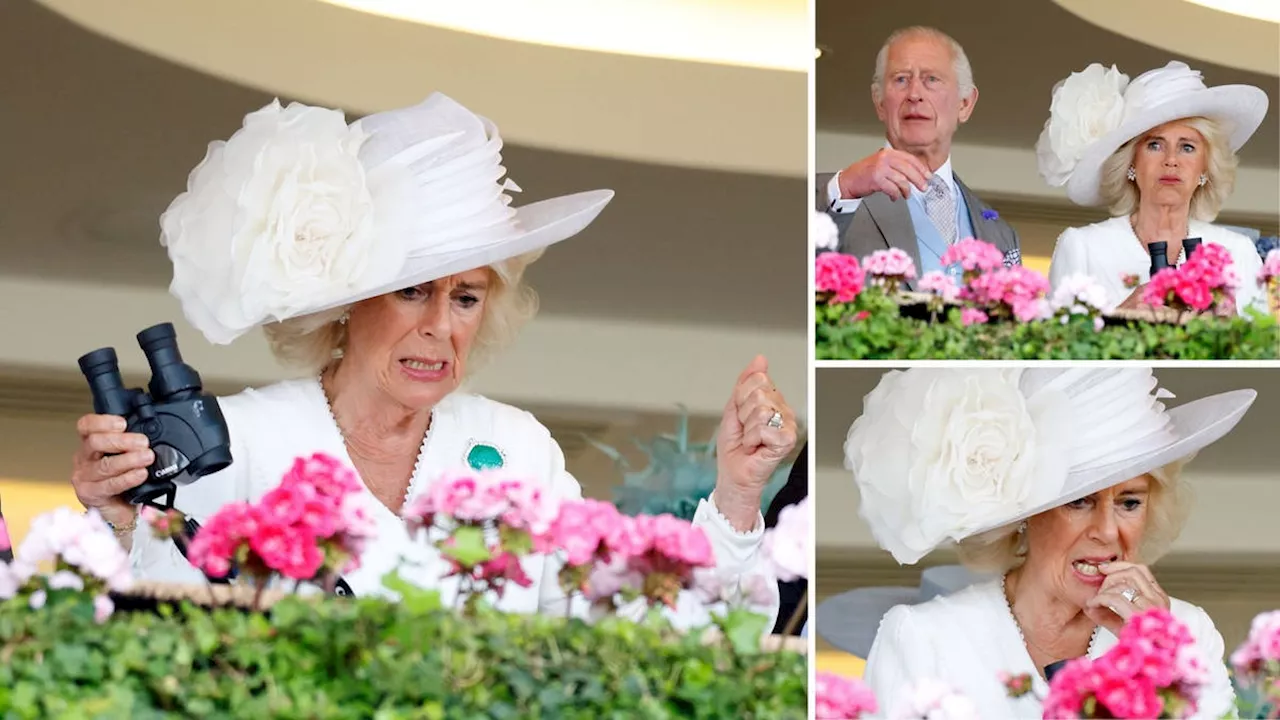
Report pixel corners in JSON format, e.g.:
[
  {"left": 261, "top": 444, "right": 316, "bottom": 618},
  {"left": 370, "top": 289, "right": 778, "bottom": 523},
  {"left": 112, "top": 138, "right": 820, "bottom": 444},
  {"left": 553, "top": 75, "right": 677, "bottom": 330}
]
[{"left": 924, "top": 175, "right": 958, "bottom": 247}]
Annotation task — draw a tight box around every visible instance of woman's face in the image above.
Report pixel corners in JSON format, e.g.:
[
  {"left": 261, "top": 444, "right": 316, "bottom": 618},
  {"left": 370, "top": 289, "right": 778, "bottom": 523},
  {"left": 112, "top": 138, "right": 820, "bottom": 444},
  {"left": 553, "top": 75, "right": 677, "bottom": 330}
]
[
  {"left": 1023, "top": 474, "right": 1153, "bottom": 609},
  {"left": 1132, "top": 120, "right": 1209, "bottom": 211},
  {"left": 342, "top": 267, "right": 491, "bottom": 411}
]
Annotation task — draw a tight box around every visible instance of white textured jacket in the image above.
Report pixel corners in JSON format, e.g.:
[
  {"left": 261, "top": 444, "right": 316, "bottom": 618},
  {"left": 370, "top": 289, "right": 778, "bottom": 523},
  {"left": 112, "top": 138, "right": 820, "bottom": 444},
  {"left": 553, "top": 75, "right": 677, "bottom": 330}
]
[
  {"left": 1049, "top": 216, "right": 1265, "bottom": 315},
  {"left": 865, "top": 580, "right": 1235, "bottom": 719}
]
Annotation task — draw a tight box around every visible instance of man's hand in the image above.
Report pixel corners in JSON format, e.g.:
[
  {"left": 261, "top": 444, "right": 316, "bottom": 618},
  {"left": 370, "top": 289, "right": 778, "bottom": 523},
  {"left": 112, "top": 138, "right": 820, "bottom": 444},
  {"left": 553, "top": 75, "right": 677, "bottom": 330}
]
[{"left": 837, "top": 149, "right": 932, "bottom": 202}]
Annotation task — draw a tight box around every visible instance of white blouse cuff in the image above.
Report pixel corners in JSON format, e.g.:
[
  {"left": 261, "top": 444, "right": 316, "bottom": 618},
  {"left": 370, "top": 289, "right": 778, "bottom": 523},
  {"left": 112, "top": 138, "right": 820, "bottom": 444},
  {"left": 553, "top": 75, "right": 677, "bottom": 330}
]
[{"left": 698, "top": 491, "right": 765, "bottom": 540}]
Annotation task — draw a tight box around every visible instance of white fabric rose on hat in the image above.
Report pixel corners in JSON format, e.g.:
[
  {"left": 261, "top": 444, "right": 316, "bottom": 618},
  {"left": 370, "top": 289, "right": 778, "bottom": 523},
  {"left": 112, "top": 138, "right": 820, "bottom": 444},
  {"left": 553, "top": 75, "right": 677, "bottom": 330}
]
[
  {"left": 844, "top": 369, "right": 1072, "bottom": 564},
  {"left": 161, "top": 100, "right": 411, "bottom": 344},
  {"left": 1036, "top": 63, "right": 1130, "bottom": 187}
]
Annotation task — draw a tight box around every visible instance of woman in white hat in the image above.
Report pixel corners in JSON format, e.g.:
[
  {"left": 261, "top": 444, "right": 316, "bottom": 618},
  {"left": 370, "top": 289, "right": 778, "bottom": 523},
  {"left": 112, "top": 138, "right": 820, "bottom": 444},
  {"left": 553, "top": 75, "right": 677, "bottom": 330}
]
[
  {"left": 1038, "top": 61, "right": 1269, "bottom": 315},
  {"left": 65, "top": 94, "right": 797, "bottom": 622},
  {"left": 845, "top": 367, "right": 1254, "bottom": 718}
]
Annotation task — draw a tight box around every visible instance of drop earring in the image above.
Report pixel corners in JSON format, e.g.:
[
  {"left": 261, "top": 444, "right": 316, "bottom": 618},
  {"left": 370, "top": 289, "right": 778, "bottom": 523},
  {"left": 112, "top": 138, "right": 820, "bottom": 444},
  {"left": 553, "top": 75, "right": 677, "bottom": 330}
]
[
  {"left": 338, "top": 310, "right": 350, "bottom": 325},
  {"left": 1126, "top": 167, "right": 1136, "bottom": 182},
  {"left": 1198, "top": 174, "right": 1208, "bottom": 187}
]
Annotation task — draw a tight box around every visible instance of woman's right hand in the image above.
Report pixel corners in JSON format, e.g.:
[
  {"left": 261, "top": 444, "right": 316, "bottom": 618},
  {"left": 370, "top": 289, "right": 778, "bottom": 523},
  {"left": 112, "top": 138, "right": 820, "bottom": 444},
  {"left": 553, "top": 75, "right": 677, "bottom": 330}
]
[{"left": 71, "top": 414, "right": 153, "bottom": 523}]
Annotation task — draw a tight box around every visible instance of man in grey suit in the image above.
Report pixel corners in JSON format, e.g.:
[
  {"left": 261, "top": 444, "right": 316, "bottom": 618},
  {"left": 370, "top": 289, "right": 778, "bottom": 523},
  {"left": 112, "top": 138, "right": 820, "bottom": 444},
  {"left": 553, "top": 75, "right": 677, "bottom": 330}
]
[{"left": 817, "top": 26, "right": 1020, "bottom": 289}]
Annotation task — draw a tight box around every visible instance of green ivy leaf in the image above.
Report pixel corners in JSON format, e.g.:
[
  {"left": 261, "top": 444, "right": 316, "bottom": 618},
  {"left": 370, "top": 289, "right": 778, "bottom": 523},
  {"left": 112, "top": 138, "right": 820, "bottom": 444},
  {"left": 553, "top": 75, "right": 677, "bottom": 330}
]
[
  {"left": 816, "top": 297, "right": 1279, "bottom": 360},
  {"left": 379, "top": 569, "right": 444, "bottom": 615},
  {"left": 442, "top": 526, "right": 494, "bottom": 568},
  {"left": 718, "top": 608, "right": 770, "bottom": 656},
  {"left": 0, "top": 573, "right": 806, "bottom": 718}
]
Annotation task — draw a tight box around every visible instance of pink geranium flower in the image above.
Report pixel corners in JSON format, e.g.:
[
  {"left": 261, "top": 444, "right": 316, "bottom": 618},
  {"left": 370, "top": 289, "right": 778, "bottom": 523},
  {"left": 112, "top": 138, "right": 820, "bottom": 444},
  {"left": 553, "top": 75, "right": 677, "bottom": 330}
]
[
  {"left": 1039, "top": 607, "right": 1205, "bottom": 719},
  {"left": 918, "top": 270, "right": 961, "bottom": 303},
  {"left": 401, "top": 471, "right": 569, "bottom": 603},
  {"left": 761, "top": 497, "right": 808, "bottom": 582},
  {"left": 187, "top": 453, "right": 375, "bottom": 583},
  {"left": 1051, "top": 274, "right": 1109, "bottom": 318},
  {"left": 543, "top": 500, "right": 716, "bottom": 610},
  {"left": 1260, "top": 249, "right": 1280, "bottom": 285},
  {"left": 0, "top": 506, "right": 134, "bottom": 622},
  {"left": 1231, "top": 609, "right": 1280, "bottom": 679},
  {"left": 1143, "top": 242, "right": 1238, "bottom": 313},
  {"left": 961, "top": 265, "right": 1052, "bottom": 325},
  {"left": 864, "top": 248, "right": 918, "bottom": 280},
  {"left": 941, "top": 237, "right": 1005, "bottom": 274},
  {"left": 960, "top": 307, "right": 988, "bottom": 326},
  {"left": 815, "top": 252, "right": 865, "bottom": 303},
  {"left": 815, "top": 672, "right": 878, "bottom": 719}
]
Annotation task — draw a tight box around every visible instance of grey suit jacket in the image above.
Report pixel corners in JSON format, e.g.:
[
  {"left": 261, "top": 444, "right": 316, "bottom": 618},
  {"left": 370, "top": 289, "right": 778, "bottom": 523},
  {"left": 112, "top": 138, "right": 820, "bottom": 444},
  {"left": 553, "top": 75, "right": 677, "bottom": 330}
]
[{"left": 815, "top": 172, "right": 1022, "bottom": 290}]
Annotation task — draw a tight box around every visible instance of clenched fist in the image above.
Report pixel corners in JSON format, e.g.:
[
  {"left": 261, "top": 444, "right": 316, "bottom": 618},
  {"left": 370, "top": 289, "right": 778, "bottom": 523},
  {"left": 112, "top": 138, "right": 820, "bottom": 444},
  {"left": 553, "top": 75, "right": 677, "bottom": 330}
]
[{"left": 715, "top": 355, "right": 799, "bottom": 532}]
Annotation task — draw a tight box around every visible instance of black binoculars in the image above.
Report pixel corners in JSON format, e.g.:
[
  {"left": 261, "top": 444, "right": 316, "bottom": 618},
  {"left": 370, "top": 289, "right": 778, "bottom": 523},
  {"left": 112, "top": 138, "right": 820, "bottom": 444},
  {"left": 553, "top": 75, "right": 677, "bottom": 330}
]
[{"left": 78, "top": 323, "right": 233, "bottom": 506}]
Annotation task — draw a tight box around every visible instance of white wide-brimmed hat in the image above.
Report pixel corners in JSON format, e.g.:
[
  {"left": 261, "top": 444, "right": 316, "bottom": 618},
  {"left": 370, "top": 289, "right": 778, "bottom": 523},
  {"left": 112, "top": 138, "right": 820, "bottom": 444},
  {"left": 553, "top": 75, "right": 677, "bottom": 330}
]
[
  {"left": 1035, "top": 61, "right": 1269, "bottom": 207},
  {"left": 160, "top": 92, "right": 614, "bottom": 345},
  {"left": 845, "top": 367, "right": 1255, "bottom": 565},
  {"left": 815, "top": 565, "right": 991, "bottom": 657}
]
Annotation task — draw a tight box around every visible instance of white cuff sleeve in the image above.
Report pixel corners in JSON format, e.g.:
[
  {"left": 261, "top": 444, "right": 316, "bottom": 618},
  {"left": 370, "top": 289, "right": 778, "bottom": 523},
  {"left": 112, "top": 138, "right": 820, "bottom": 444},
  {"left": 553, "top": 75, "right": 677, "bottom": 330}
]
[{"left": 828, "top": 172, "right": 863, "bottom": 215}]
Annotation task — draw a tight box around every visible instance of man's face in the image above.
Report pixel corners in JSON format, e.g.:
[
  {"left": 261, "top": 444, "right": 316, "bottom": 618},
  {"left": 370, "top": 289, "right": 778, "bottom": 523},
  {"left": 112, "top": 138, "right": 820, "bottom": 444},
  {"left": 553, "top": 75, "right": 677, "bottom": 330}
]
[{"left": 874, "top": 34, "right": 976, "bottom": 155}]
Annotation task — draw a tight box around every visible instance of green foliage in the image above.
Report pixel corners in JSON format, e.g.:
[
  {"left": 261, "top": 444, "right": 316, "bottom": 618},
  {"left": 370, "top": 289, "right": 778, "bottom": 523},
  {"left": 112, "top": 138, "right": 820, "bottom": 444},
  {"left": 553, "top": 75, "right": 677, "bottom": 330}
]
[
  {"left": 816, "top": 289, "right": 1280, "bottom": 360},
  {"left": 0, "top": 584, "right": 806, "bottom": 719},
  {"left": 600, "top": 409, "right": 792, "bottom": 521},
  {"left": 1230, "top": 664, "right": 1280, "bottom": 719}
]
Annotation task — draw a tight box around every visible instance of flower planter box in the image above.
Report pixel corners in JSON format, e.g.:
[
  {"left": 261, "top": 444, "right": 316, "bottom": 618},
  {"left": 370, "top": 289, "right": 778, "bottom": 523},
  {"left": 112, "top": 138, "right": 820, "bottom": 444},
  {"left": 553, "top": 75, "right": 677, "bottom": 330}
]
[
  {"left": 2, "top": 580, "right": 808, "bottom": 718},
  {"left": 821, "top": 288, "right": 1239, "bottom": 328},
  {"left": 815, "top": 285, "right": 1279, "bottom": 360},
  {"left": 4, "top": 460, "right": 811, "bottom": 718},
  {"left": 814, "top": 232, "right": 1280, "bottom": 360}
]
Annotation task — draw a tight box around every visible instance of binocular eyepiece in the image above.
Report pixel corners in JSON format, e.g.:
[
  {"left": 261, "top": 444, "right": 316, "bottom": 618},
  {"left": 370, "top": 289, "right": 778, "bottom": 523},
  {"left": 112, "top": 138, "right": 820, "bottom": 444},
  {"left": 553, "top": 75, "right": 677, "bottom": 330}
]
[{"left": 78, "top": 323, "right": 232, "bottom": 506}]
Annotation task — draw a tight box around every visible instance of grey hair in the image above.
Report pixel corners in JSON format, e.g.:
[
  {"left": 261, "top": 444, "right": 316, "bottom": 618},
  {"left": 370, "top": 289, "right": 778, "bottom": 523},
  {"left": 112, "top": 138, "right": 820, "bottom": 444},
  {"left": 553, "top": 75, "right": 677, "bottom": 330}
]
[
  {"left": 261, "top": 251, "right": 542, "bottom": 376},
  {"left": 871, "top": 26, "right": 976, "bottom": 100},
  {"left": 1099, "top": 116, "right": 1238, "bottom": 222},
  {"left": 954, "top": 459, "right": 1194, "bottom": 574}
]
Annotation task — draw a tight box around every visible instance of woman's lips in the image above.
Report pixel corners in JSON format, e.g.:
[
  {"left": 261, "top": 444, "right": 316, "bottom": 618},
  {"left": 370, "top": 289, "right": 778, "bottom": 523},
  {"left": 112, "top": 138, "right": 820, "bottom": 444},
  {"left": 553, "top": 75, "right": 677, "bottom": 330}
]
[
  {"left": 399, "top": 358, "right": 449, "bottom": 381},
  {"left": 1070, "top": 556, "right": 1117, "bottom": 586}
]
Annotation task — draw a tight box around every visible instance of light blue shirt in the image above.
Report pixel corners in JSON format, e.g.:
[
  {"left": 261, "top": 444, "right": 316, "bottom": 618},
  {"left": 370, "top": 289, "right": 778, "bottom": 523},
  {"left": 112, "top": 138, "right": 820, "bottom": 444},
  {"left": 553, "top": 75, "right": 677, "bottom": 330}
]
[{"left": 907, "top": 183, "right": 974, "bottom": 281}]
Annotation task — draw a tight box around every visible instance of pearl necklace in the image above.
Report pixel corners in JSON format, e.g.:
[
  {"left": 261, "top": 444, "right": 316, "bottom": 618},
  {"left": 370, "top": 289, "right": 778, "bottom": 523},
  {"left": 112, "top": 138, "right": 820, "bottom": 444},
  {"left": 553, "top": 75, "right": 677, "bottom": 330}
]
[
  {"left": 1129, "top": 215, "right": 1188, "bottom": 266},
  {"left": 1001, "top": 574, "right": 1100, "bottom": 669},
  {"left": 316, "top": 374, "right": 432, "bottom": 509}
]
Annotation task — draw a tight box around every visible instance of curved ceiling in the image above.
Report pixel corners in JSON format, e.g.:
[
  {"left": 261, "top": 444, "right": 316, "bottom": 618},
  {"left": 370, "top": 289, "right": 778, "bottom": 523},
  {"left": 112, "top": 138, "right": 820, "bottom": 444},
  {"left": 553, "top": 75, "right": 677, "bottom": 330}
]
[
  {"left": 1054, "top": 0, "right": 1280, "bottom": 77},
  {"left": 0, "top": 1, "right": 805, "bottom": 332},
  {"left": 1185, "top": 0, "right": 1280, "bottom": 23},
  {"left": 320, "top": 0, "right": 807, "bottom": 72},
  {"left": 32, "top": 0, "right": 806, "bottom": 177}
]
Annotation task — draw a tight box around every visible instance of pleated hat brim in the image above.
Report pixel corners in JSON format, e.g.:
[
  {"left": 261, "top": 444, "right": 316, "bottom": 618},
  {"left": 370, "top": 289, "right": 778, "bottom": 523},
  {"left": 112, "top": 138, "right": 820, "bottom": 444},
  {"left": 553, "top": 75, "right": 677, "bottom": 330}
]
[
  {"left": 962, "top": 388, "right": 1256, "bottom": 542},
  {"left": 306, "top": 189, "right": 614, "bottom": 316}
]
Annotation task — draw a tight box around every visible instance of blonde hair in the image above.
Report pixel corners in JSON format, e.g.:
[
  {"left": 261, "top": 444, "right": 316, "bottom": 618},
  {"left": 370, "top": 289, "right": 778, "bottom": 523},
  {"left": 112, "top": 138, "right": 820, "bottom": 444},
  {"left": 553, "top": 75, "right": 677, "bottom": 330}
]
[
  {"left": 262, "top": 251, "right": 542, "bottom": 375},
  {"left": 1098, "top": 116, "right": 1238, "bottom": 222},
  {"left": 955, "top": 460, "right": 1193, "bottom": 573}
]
